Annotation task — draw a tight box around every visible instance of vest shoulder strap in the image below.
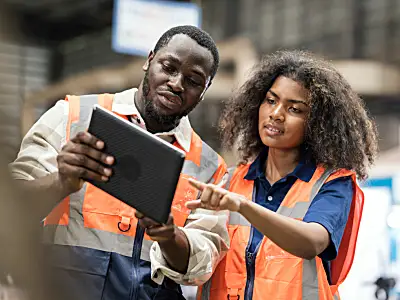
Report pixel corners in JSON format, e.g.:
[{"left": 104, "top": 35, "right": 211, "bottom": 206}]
[
  {"left": 65, "top": 94, "right": 115, "bottom": 140},
  {"left": 330, "top": 175, "right": 363, "bottom": 289},
  {"left": 187, "top": 130, "right": 227, "bottom": 184},
  {"left": 225, "top": 166, "right": 237, "bottom": 189}
]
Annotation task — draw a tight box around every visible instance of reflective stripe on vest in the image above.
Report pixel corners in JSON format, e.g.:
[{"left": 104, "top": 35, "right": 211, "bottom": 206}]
[
  {"left": 183, "top": 141, "right": 220, "bottom": 183},
  {"left": 276, "top": 168, "right": 333, "bottom": 219},
  {"left": 303, "top": 259, "right": 319, "bottom": 300},
  {"left": 333, "top": 294, "right": 340, "bottom": 300},
  {"left": 43, "top": 185, "right": 139, "bottom": 256},
  {"left": 44, "top": 94, "right": 224, "bottom": 260},
  {"left": 228, "top": 211, "right": 251, "bottom": 227},
  {"left": 224, "top": 166, "right": 236, "bottom": 190}
]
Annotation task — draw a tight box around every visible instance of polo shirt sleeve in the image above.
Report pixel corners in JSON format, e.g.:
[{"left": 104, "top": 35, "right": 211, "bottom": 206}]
[{"left": 303, "top": 175, "right": 354, "bottom": 261}]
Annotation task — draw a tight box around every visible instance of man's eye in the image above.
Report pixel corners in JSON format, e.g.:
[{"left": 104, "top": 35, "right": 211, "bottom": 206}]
[
  {"left": 162, "top": 64, "right": 175, "bottom": 73},
  {"left": 187, "top": 78, "right": 200, "bottom": 86}
]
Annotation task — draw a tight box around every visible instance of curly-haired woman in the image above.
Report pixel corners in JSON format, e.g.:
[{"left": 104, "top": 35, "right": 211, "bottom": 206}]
[{"left": 187, "top": 50, "right": 378, "bottom": 300}]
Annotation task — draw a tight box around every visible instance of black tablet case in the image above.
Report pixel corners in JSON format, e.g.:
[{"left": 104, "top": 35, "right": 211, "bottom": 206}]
[{"left": 87, "top": 105, "right": 186, "bottom": 224}]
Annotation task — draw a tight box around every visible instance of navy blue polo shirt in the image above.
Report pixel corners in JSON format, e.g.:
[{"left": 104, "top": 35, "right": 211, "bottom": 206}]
[{"left": 244, "top": 148, "right": 354, "bottom": 283}]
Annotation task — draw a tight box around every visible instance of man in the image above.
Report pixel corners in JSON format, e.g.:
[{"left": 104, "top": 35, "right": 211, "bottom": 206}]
[{"left": 9, "top": 25, "right": 229, "bottom": 300}]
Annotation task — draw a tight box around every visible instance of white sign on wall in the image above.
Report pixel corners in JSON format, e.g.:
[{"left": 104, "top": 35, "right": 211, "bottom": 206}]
[{"left": 112, "top": 0, "right": 201, "bottom": 56}]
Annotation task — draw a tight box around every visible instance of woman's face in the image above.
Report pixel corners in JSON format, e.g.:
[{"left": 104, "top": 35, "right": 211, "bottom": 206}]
[{"left": 258, "top": 76, "right": 310, "bottom": 150}]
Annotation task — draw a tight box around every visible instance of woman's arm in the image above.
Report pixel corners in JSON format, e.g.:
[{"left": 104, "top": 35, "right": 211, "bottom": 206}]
[
  {"left": 187, "top": 179, "right": 330, "bottom": 259},
  {"left": 239, "top": 199, "right": 329, "bottom": 259}
]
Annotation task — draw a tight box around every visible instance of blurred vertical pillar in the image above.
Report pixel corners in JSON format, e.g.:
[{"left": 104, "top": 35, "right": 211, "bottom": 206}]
[
  {"left": 0, "top": 7, "right": 51, "bottom": 299},
  {"left": 0, "top": 3, "right": 23, "bottom": 162},
  {"left": 0, "top": 2, "right": 22, "bottom": 42},
  {"left": 351, "top": 0, "right": 365, "bottom": 59},
  {"left": 0, "top": 4, "right": 51, "bottom": 162}
]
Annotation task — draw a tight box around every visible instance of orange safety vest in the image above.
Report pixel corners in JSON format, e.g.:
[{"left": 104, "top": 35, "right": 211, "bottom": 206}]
[
  {"left": 43, "top": 93, "right": 227, "bottom": 270},
  {"left": 197, "top": 164, "right": 364, "bottom": 300}
]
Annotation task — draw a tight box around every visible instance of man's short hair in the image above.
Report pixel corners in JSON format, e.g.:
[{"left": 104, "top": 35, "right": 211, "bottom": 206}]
[{"left": 153, "top": 25, "right": 219, "bottom": 80}]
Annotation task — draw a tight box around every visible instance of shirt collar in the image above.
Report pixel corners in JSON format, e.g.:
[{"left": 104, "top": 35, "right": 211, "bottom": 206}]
[
  {"left": 112, "top": 88, "right": 192, "bottom": 152},
  {"left": 244, "top": 147, "right": 316, "bottom": 182}
]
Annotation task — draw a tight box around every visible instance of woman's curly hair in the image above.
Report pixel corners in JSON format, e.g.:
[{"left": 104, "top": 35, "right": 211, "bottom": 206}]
[{"left": 220, "top": 50, "right": 378, "bottom": 179}]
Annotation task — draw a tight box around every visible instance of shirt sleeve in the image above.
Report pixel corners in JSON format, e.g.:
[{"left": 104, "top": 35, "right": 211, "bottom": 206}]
[
  {"left": 303, "top": 175, "right": 354, "bottom": 261},
  {"left": 9, "top": 100, "right": 67, "bottom": 180},
  {"left": 150, "top": 163, "right": 230, "bottom": 286}
]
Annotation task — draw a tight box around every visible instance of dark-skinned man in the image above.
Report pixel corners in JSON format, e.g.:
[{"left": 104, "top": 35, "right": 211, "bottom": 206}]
[{"left": 9, "top": 25, "right": 229, "bottom": 300}]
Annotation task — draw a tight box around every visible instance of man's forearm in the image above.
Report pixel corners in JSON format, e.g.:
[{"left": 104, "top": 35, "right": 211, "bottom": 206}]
[
  {"left": 158, "top": 228, "right": 190, "bottom": 274},
  {"left": 14, "top": 173, "right": 69, "bottom": 220}
]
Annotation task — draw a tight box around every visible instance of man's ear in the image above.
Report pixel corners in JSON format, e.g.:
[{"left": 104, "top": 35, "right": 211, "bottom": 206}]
[
  {"left": 143, "top": 51, "right": 155, "bottom": 71},
  {"left": 200, "top": 80, "right": 212, "bottom": 100}
]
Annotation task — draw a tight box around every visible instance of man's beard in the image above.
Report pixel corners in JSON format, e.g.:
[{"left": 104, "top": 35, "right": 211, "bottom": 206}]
[{"left": 141, "top": 71, "right": 198, "bottom": 129}]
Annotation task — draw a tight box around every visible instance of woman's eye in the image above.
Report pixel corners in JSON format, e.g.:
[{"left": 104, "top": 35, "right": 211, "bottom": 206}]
[{"left": 289, "top": 107, "right": 301, "bottom": 113}]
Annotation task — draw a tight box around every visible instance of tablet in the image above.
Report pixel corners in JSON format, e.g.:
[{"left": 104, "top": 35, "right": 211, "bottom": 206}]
[{"left": 87, "top": 104, "right": 186, "bottom": 224}]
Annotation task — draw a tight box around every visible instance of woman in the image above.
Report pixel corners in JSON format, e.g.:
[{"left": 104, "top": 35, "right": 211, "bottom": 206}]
[{"left": 186, "top": 50, "right": 378, "bottom": 300}]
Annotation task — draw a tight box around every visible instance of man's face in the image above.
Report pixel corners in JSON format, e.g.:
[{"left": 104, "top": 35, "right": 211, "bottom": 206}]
[{"left": 141, "top": 34, "right": 214, "bottom": 127}]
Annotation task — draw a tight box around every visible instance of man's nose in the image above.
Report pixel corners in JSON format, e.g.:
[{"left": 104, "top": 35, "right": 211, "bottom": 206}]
[{"left": 167, "top": 74, "right": 184, "bottom": 93}]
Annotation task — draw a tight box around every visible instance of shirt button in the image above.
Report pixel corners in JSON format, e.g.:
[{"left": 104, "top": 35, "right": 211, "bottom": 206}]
[{"left": 267, "top": 196, "right": 273, "bottom": 201}]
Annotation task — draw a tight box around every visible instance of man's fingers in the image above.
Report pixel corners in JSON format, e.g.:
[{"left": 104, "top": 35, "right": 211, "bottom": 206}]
[
  {"left": 66, "top": 143, "right": 114, "bottom": 166},
  {"left": 135, "top": 213, "right": 175, "bottom": 242},
  {"left": 61, "top": 152, "right": 112, "bottom": 178},
  {"left": 139, "top": 217, "right": 160, "bottom": 228},
  {"left": 71, "top": 131, "right": 104, "bottom": 150},
  {"left": 135, "top": 211, "right": 144, "bottom": 219},
  {"left": 185, "top": 200, "right": 202, "bottom": 210},
  {"left": 166, "top": 214, "right": 174, "bottom": 225},
  {"left": 148, "top": 236, "right": 170, "bottom": 242},
  {"left": 58, "top": 163, "right": 108, "bottom": 182},
  {"left": 188, "top": 178, "right": 206, "bottom": 191},
  {"left": 146, "top": 226, "right": 174, "bottom": 237}
]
